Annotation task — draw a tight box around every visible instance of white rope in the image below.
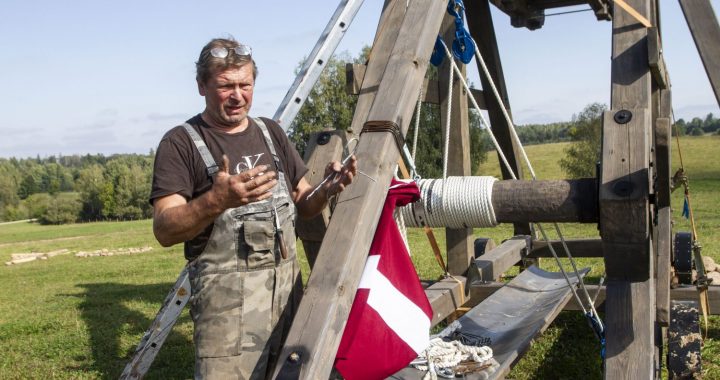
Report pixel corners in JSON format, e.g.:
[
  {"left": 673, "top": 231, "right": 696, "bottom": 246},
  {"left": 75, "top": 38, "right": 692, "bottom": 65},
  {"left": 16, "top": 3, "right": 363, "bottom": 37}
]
[
  {"left": 414, "top": 337, "right": 493, "bottom": 380},
  {"left": 443, "top": 59, "right": 454, "bottom": 180},
  {"left": 401, "top": 177, "right": 498, "bottom": 229},
  {"left": 412, "top": 86, "right": 423, "bottom": 160}
]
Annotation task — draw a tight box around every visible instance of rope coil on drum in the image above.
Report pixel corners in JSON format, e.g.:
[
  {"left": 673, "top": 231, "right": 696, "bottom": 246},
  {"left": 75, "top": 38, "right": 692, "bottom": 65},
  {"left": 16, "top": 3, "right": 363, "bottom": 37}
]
[{"left": 401, "top": 176, "right": 498, "bottom": 229}]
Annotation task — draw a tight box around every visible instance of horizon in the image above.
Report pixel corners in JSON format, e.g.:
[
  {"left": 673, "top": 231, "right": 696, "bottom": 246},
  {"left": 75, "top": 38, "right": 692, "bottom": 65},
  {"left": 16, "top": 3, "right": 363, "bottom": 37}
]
[{"left": 1, "top": 1, "right": 718, "bottom": 159}]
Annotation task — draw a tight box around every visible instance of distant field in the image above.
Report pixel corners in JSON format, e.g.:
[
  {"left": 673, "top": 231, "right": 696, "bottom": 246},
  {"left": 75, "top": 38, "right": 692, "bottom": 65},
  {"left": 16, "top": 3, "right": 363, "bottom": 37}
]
[{"left": 0, "top": 135, "right": 718, "bottom": 379}]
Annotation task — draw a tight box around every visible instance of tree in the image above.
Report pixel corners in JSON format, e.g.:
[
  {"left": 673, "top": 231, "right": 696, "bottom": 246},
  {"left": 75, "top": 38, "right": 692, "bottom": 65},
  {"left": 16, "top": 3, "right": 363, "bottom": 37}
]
[
  {"left": 290, "top": 48, "right": 487, "bottom": 179},
  {"left": 559, "top": 103, "right": 607, "bottom": 178},
  {"left": 289, "top": 50, "right": 366, "bottom": 156},
  {"left": 39, "top": 193, "right": 81, "bottom": 225}
]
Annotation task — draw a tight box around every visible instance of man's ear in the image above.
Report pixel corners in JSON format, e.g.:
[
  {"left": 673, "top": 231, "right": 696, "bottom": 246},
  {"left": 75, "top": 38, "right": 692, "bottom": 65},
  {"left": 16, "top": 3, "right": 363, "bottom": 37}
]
[{"left": 197, "top": 79, "right": 206, "bottom": 96}]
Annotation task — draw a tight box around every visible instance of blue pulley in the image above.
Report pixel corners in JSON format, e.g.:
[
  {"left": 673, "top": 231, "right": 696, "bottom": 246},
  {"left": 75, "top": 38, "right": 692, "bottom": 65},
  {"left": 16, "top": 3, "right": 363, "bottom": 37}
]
[
  {"left": 452, "top": 33, "right": 475, "bottom": 64},
  {"left": 430, "top": 35, "right": 446, "bottom": 66}
]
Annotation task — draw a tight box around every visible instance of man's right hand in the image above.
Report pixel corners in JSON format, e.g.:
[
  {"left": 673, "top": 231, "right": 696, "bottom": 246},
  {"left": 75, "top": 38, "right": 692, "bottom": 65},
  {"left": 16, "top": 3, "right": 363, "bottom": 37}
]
[
  {"left": 209, "top": 155, "right": 278, "bottom": 212},
  {"left": 153, "top": 155, "right": 278, "bottom": 247}
]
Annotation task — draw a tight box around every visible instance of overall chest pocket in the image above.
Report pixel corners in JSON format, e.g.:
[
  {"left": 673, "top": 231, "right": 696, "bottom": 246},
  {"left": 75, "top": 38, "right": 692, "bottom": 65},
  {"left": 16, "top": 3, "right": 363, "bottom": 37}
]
[{"left": 242, "top": 219, "right": 276, "bottom": 269}]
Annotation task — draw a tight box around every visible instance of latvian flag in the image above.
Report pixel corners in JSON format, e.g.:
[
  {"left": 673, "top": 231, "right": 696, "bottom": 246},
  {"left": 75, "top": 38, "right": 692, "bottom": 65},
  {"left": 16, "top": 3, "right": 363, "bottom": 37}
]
[{"left": 334, "top": 179, "right": 433, "bottom": 380}]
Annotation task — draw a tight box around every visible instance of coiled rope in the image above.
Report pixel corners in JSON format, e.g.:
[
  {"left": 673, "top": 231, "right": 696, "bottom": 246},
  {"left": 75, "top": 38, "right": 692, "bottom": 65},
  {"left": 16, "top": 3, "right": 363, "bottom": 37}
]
[
  {"left": 413, "top": 337, "right": 493, "bottom": 380},
  {"left": 401, "top": 177, "right": 498, "bottom": 229}
]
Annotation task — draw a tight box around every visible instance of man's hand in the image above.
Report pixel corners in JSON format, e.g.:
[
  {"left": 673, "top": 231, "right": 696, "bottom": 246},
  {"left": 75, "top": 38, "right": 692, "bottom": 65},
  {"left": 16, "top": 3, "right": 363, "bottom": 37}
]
[
  {"left": 321, "top": 155, "right": 358, "bottom": 198},
  {"left": 152, "top": 155, "right": 278, "bottom": 247},
  {"left": 293, "top": 155, "right": 358, "bottom": 219},
  {"left": 209, "top": 155, "right": 278, "bottom": 212}
]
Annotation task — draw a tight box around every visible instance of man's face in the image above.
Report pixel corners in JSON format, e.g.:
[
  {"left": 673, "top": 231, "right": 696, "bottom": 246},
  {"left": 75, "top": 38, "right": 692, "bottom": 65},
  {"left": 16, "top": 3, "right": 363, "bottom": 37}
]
[{"left": 198, "top": 63, "right": 254, "bottom": 129}]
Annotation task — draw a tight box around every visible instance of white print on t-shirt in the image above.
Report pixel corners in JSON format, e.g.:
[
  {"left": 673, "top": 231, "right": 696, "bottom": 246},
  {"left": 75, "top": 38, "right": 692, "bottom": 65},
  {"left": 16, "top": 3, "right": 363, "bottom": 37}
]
[{"left": 234, "top": 153, "right": 264, "bottom": 174}]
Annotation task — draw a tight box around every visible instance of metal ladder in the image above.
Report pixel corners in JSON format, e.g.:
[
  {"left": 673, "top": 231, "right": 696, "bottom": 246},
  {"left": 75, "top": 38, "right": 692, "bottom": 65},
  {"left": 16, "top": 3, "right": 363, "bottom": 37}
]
[{"left": 119, "top": 1, "right": 365, "bottom": 378}]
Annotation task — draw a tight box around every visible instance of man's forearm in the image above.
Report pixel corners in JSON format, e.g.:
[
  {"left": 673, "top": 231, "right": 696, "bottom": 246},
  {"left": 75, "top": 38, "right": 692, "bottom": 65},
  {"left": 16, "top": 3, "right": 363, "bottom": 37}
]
[
  {"left": 153, "top": 192, "right": 224, "bottom": 247},
  {"left": 295, "top": 186, "right": 331, "bottom": 220}
]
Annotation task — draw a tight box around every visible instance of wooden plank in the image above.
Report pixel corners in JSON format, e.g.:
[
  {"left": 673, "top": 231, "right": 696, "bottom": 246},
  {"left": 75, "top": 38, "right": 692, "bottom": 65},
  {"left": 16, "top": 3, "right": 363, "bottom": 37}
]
[
  {"left": 347, "top": 0, "right": 407, "bottom": 134},
  {"left": 346, "top": 63, "right": 487, "bottom": 109},
  {"left": 467, "top": 282, "right": 720, "bottom": 314},
  {"left": 438, "top": 13, "right": 474, "bottom": 277},
  {"left": 604, "top": 279, "right": 656, "bottom": 380},
  {"left": 679, "top": 0, "right": 720, "bottom": 107},
  {"left": 492, "top": 178, "right": 598, "bottom": 223},
  {"left": 529, "top": 238, "right": 604, "bottom": 258},
  {"left": 424, "top": 276, "right": 466, "bottom": 325},
  {"left": 647, "top": 27, "right": 668, "bottom": 90},
  {"left": 655, "top": 90, "right": 672, "bottom": 326},
  {"left": 272, "top": 1, "right": 447, "bottom": 378},
  {"left": 602, "top": 1, "right": 655, "bottom": 378},
  {"left": 297, "top": 130, "right": 353, "bottom": 268},
  {"left": 400, "top": 266, "right": 589, "bottom": 379},
  {"left": 600, "top": 110, "right": 651, "bottom": 279},
  {"left": 471, "top": 237, "right": 528, "bottom": 282},
  {"left": 466, "top": 0, "right": 531, "bottom": 236}
]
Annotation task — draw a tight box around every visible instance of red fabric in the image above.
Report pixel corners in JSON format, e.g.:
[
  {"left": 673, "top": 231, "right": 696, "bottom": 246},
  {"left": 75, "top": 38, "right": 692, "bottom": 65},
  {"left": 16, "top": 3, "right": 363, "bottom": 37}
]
[{"left": 334, "top": 180, "right": 432, "bottom": 380}]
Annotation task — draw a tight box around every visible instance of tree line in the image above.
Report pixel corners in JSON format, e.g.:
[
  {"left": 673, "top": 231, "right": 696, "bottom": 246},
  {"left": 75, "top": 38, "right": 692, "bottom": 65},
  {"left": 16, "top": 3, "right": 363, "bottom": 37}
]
[{"left": 0, "top": 153, "right": 154, "bottom": 224}]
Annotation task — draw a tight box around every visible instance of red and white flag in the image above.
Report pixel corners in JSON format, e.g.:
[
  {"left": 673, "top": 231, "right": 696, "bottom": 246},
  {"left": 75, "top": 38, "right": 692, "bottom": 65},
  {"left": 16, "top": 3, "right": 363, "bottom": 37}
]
[{"left": 334, "top": 179, "right": 433, "bottom": 380}]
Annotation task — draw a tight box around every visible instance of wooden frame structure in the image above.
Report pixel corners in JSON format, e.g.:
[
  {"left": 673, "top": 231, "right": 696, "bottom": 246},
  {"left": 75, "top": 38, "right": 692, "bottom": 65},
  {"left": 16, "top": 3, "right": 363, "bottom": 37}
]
[{"left": 279, "top": 0, "right": 720, "bottom": 379}]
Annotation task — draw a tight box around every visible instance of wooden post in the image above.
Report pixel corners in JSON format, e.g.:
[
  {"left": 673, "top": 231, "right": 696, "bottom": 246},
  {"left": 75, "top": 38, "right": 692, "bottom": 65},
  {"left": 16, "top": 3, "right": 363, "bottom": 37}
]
[
  {"left": 438, "top": 13, "right": 473, "bottom": 276},
  {"left": 655, "top": 90, "right": 672, "bottom": 326},
  {"left": 272, "top": 1, "right": 447, "bottom": 378},
  {"left": 679, "top": 0, "right": 720, "bottom": 106},
  {"left": 296, "top": 130, "right": 353, "bottom": 268},
  {"left": 601, "top": 0, "right": 656, "bottom": 378},
  {"left": 465, "top": 0, "right": 531, "bottom": 236}
]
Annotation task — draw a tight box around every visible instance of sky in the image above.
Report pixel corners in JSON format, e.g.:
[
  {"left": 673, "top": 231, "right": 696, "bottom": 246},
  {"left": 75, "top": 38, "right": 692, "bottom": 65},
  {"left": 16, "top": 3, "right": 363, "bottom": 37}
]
[{"left": 1, "top": 0, "right": 718, "bottom": 158}]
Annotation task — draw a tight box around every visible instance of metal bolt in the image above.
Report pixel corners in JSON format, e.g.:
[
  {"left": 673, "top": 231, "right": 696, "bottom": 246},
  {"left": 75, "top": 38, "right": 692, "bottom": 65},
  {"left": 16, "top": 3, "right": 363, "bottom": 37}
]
[
  {"left": 289, "top": 352, "right": 300, "bottom": 363},
  {"left": 614, "top": 109, "right": 633, "bottom": 124},
  {"left": 317, "top": 132, "right": 331, "bottom": 145}
]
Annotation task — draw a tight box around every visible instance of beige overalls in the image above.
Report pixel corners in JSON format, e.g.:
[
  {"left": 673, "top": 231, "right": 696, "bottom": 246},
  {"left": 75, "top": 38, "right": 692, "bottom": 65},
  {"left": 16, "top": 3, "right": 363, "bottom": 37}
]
[{"left": 182, "top": 118, "right": 301, "bottom": 380}]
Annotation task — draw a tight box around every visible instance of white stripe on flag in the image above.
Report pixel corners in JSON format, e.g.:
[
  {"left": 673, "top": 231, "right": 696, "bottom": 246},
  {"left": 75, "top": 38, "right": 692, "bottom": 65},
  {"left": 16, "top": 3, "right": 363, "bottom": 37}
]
[{"left": 357, "top": 255, "right": 431, "bottom": 353}]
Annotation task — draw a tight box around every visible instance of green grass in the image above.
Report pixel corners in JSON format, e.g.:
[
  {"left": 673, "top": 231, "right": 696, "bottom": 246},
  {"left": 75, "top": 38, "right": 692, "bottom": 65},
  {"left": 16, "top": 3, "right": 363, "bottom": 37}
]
[{"left": 0, "top": 135, "right": 718, "bottom": 379}]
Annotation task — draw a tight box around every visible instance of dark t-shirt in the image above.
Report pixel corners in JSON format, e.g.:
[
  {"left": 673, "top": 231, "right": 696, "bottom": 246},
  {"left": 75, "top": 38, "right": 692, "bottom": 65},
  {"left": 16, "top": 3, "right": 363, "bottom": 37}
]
[{"left": 150, "top": 114, "right": 308, "bottom": 259}]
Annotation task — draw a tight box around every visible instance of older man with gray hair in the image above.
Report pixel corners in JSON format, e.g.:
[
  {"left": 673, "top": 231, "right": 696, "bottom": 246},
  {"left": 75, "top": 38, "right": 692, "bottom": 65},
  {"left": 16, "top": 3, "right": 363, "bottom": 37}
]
[{"left": 150, "top": 37, "right": 356, "bottom": 379}]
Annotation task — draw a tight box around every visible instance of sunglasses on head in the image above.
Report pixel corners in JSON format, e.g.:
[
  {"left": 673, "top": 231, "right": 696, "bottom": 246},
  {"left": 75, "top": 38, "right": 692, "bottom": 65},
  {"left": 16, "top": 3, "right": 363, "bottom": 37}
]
[{"left": 210, "top": 45, "right": 252, "bottom": 59}]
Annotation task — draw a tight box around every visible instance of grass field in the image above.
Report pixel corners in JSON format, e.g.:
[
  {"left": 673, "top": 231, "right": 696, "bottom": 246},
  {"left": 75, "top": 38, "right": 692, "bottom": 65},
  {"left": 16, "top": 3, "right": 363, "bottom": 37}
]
[{"left": 0, "top": 135, "right": 717, "bottom": 379}]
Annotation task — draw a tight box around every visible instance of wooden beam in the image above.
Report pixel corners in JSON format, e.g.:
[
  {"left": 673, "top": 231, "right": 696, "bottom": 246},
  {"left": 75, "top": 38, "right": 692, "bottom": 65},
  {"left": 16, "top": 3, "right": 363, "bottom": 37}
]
[
  {"left": 602, "top": 0, "right": 655, "bottom": 378},
  {"left": 647, "top": 27, "right": 668, "bottom": 90},
  {"left": 466, "top": 0, "right": 531, "bottom": 236},
  {"left": 466, "top": 282, "right": 720, "bottom": 314},
  {"left": 492, "top": 178, "right": 598, "bottom": 223},
  {"left": 679, "top": 0, "right": 720, "bottom": 107},
  {"left": 346, "top": 63, "right": 487, "bottom": 109},
  {"left": 438, "top": 14, "right": 474, "bottom": 277},
  {"left": 655, "top": 90, "right": 672, "bottom": 326},
  {"left": 471, "top": 237, "right": 528, "bottom": 282},
  {"left": 297, "top": 130, "right": 353, "bottom": 268},
  {"left": 529, "top": 238, "right": 604, "bottom": 258},
  {"left": 272, "top": 1, "right": 447, "bottom": 378},
  {"left": 424, "top": 276, "right": 467, "bottom": 325}
]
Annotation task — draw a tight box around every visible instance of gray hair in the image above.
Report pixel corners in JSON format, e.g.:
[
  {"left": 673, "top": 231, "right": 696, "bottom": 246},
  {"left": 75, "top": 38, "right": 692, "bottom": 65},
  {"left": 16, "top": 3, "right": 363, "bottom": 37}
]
[{"left": 195, "top": 37, "right": 258, "bottom": 83}]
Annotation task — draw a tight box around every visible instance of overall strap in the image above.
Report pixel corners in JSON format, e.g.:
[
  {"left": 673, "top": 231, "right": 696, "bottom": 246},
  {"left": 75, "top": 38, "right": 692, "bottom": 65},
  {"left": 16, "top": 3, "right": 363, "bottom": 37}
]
[
  {"left": 252, "top": 117, "right": 283, "bottom": 172},
  {"left": 181, "top": 123, "right": 219, "bottom": 178}
]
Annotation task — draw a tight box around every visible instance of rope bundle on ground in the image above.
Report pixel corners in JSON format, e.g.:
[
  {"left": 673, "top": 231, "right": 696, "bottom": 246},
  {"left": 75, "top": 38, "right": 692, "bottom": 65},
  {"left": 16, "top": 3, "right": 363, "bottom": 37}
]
[{"left": 413, "top": 337, "right": 494, "bottom": 380}]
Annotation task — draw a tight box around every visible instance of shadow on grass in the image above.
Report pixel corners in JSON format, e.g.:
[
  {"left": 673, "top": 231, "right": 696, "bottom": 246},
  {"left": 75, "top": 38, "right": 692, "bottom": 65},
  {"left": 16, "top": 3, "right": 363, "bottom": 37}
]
[
  {"left": 73, "top": 282, "right": 193, "bottom": 379},
  {"left": 523, "top": 312, "right": 604, "bottom": 380}
]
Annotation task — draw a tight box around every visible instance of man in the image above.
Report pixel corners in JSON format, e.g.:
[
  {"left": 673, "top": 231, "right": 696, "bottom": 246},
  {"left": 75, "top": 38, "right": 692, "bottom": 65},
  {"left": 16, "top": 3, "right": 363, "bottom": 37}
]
[{"left": 150, "top": 37, "right": 357, "bottom": 379}]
